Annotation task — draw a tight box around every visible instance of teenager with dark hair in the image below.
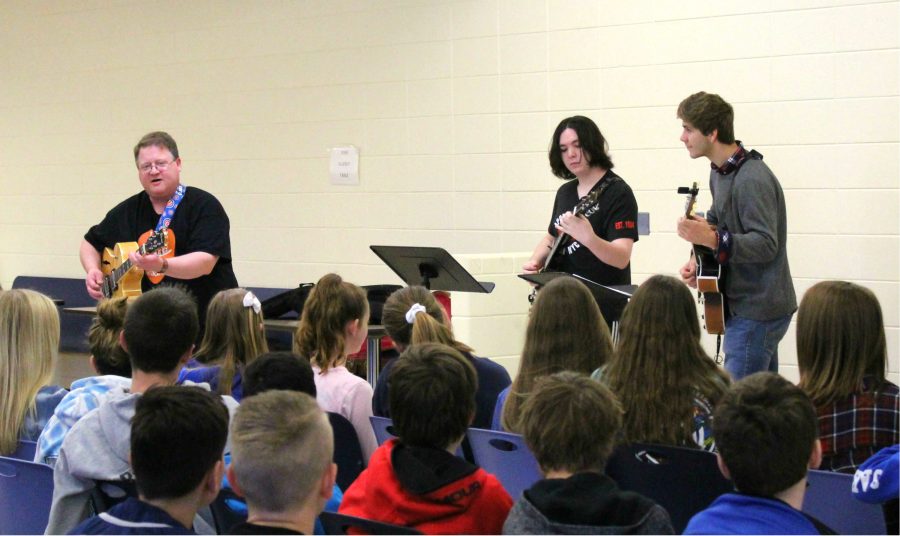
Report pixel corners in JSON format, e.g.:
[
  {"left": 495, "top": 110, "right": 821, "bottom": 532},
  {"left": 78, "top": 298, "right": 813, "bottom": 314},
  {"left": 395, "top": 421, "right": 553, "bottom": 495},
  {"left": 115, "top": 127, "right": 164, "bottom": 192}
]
[
  {"left": 340, "top": 343, "right": 512, "bottom": 534},
  {"left": 45, "top": 287, "right": 239, "bottom": 534},
  {"left": 797, "top": 281, "right": 899, "bottom": 473},
  {"left": 71, "top": 386, "right": 229, "bottom": 534},
  {"left": 676, "top": 92, "right": 796, "bottom": 380},
  {"left": 523, "top": 115, "right": 639, "bottom": 286},
  {"left": 374, "top": 285, "right": 510, "bottom": 429},
  {"left": 505, "top": 371, "right": 673, "bottom": 534},
  {"left": 684, "top": 373, "right": 833, "bottom": 534},
  {"left": 242, "top": 351, "right": 316, "bottom": 399}
]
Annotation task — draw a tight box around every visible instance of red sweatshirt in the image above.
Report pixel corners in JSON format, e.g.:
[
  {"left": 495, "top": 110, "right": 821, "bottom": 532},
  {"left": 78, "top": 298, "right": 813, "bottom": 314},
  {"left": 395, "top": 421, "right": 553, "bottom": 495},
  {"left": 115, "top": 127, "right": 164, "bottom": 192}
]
[{"left": 339, "top": 439, "right": 512, "bottom": 534}]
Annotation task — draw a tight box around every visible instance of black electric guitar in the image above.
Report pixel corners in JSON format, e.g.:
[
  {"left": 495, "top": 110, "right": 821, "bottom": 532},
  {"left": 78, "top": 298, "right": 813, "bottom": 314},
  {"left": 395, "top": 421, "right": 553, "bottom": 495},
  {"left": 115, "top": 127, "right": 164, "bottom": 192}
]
[
  {"left": 542, "top": 189, "right": 602, "bottom": 272},
  {"left": 682, "top": 182, "right": 725, "bottom": 335}
]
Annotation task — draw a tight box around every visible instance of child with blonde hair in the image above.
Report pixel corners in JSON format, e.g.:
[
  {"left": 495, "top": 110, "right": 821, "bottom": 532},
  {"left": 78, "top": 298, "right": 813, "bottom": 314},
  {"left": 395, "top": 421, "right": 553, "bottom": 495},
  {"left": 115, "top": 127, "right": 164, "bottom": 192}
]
[{"left": 0, "top": 289, "right": 66, "bottom": 455}]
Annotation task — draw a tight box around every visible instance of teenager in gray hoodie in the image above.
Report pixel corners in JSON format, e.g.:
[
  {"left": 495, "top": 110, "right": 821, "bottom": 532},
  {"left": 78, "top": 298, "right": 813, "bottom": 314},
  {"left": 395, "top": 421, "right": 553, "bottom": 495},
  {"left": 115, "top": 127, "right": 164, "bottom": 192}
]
[
  {"left": 45, "top": 287, "right": 238, "bottom": 534},
  {"left": 503, "top": 372, "right": 673, "bottom": 535}
]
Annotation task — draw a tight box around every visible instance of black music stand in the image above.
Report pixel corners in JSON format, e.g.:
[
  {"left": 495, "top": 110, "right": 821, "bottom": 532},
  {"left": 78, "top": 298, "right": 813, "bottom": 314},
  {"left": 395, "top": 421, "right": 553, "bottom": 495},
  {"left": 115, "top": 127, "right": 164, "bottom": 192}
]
[
  {"left": 370, "top": 245, "right": 495, "bottom": 293},
  {"left": 519, "top": 272, "right": 635, "bottom": 339}
]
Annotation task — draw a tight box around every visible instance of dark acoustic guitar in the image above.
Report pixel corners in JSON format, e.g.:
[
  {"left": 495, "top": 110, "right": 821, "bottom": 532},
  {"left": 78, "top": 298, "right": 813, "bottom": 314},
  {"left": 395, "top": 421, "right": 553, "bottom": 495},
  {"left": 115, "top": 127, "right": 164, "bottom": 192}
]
[{"left": 682, "top": 182, "right": 725, "bottom": 335}]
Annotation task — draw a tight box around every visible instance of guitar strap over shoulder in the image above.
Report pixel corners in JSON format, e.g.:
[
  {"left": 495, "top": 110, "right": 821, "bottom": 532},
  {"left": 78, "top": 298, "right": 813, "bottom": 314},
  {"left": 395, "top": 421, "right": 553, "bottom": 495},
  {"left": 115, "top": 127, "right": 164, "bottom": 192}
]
[{"left": 155, "top": 184, "right": 186, "bottom": 232}]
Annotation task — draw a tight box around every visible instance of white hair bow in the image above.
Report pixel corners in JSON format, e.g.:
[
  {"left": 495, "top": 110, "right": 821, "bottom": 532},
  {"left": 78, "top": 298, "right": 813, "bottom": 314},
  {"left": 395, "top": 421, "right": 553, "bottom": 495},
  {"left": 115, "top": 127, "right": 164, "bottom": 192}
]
[
  {"left": 405, "top": 303, "right": 427, "bottom": 324},
  {"left": 243, "top": 291, "right": 261, "bottom": 314}
]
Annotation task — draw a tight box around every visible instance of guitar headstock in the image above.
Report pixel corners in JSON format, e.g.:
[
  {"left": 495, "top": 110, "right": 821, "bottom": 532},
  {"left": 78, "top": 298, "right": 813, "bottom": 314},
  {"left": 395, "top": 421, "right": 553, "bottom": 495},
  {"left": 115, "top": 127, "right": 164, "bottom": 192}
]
[
  {"left": 140, "top": 229, "right": 168, "bottom": 255},
  {"left": 574, "top": 189, "right": 601, "bottom": 216},
  {"left": 681, "top": 181, "right": 699, "bottom": 218}
]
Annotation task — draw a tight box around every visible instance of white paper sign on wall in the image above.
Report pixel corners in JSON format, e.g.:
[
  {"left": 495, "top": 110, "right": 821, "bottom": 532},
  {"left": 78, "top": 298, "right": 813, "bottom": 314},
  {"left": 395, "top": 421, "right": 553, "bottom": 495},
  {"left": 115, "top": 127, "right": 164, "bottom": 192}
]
[{"left": 329, "top": 145, "right": 359, "bottom": 185}]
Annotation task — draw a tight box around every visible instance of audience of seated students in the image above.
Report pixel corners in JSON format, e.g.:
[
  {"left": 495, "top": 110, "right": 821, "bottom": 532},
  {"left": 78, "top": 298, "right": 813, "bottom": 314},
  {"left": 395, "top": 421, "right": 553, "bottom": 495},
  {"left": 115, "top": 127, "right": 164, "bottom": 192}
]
[
  {"left": 45, "top": 287, "right": 239, "bottom": 534},
  {"left": 684, "top": 372, "right": 834, "bottom": 535},
  {"left": 493, "top": 276, "right": 613, "bottom": 432},
  {"left": 0, "top": 289, "right": 67, "bottom": 456},
  {"left": 601, "top": 274, "right": 730, "bottom": 451},
  {"left": 231, "top": 351, "right": 343, "bottom": 535},
  {"left": 340, "top": 343, "right": 513, "bottom": 533},
  {"left": 293, "top": 273, "right": 377, "bottom": 463},
  {"left": 71, "top": 386, "right": 229, "bottom": 535},
  {"left": 36, "top": 297, "right": 132, "bottom": 466},
  {"left": 180, "top": 288, "right": 269, "bottom": 401},
  {"left": 374, "top": 285, "right": 511, "bottom": 429},
  {"left": 796, "top": 281, "right": 900, "bottom": 473},
  {"left": 504, "top": 371, "right": 674, "bottom": 534},
  {"left": 227, "top": 390, "right": 337, "bottom": 535}
]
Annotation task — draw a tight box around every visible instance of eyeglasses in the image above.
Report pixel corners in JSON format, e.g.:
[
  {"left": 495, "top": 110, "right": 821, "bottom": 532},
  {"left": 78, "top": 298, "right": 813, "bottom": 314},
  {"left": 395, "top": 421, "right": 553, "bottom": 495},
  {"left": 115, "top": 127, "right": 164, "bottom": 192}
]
[{"left": 138, "top": 160, "right": 174, "bottom": 173}]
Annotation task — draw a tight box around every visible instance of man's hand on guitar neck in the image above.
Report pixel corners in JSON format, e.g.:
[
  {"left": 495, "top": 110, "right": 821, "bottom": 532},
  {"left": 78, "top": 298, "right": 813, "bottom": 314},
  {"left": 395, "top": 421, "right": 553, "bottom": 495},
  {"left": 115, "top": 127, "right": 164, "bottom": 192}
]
[
  {"left": 677, "top": 215, "right": 718, "bottom": 250},
  {"left": 128, "top": 251, "right": 166, "bottom": 275}
]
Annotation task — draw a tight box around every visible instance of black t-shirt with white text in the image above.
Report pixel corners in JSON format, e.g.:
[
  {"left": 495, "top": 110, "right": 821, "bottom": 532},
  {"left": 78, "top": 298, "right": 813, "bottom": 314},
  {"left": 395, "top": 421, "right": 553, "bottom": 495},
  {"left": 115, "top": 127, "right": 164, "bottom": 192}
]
[{"left": 547, "top": 170, "right": 639, "bottom": 286}]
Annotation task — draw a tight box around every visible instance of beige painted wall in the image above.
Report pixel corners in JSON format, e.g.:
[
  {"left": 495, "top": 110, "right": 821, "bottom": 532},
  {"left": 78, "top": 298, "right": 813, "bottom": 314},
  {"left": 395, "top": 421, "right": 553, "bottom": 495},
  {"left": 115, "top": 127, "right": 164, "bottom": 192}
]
[{"left": 1, "top": 0, "right": 897, "bottom": 383}]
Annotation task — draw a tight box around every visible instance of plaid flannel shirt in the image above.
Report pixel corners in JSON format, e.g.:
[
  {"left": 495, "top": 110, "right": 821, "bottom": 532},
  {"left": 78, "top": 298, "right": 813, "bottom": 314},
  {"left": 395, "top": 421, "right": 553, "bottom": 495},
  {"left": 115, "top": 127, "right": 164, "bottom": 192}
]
[{"left": 817, "top": 377, "right": 900, "bottom": 474}]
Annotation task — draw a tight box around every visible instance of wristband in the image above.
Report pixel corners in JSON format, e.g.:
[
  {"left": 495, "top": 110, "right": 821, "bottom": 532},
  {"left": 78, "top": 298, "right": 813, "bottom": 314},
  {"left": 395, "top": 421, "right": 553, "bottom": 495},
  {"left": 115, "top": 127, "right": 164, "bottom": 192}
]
[{"left": 159, "top": 257, "right": 168, "bottom": 274}]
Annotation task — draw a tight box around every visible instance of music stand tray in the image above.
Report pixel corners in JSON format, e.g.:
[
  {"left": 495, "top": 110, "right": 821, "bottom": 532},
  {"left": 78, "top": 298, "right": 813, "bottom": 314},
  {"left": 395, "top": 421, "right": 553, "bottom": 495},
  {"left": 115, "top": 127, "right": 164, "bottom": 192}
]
[
  {"left": 370, "top": 245, "right": 495, "bottom": 293},
  {"left": 518, "top": 272, "right": 635, "bottom": 324}
]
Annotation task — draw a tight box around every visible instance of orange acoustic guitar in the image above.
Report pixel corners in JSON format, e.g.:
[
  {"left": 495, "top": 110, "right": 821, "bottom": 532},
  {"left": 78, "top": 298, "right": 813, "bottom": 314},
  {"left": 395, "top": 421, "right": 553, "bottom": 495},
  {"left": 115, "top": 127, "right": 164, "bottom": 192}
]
[
  {"left": 100, "top": 228, "right": 174, "bottom": 299},
  {"left": 682, "top": 182, "right": 725, "bottom": 335}
]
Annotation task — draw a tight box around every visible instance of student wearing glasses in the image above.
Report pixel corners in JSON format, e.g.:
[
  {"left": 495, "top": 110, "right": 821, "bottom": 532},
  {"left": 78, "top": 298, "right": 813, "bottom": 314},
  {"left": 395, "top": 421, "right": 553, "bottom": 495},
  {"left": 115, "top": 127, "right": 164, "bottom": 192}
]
[{"left": 79, "top": 131, "right": 238, "bottom": 329}]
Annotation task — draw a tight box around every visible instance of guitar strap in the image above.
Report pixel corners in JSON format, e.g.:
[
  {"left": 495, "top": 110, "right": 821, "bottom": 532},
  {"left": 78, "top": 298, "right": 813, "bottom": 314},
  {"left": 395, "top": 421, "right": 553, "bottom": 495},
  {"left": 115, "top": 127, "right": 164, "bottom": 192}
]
[{"left": 155, "top": 183, "right": 186, "bottom": 232}]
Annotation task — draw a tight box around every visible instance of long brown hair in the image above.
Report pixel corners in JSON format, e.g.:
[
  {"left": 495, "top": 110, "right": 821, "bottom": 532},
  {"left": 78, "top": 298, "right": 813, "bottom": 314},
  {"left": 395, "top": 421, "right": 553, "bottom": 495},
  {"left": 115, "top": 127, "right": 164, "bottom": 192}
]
[
  {"left": 294, "top": 274, "right": 368, "bottom": 372},
  {"left": 797, "top": 281, "right": 888, "bottom": 406},
  {"left": 604, "top": 275, "right": 729, "bottom": 447},
  {"left": 194, "top": 288, "right": 269, "bottom": 396},
  {"left": 382, "top": 286, "right": 472, "bottom": 354},
  {"left": 502, "top": 276, "right": 613, "bottom": 432}
]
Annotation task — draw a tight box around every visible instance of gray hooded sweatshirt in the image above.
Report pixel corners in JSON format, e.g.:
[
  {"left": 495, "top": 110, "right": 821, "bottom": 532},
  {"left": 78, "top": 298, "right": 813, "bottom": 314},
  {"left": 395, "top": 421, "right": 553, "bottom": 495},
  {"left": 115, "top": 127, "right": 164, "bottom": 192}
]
[{"left": 44, "top": 388, "right": 237, "bottom": 535}]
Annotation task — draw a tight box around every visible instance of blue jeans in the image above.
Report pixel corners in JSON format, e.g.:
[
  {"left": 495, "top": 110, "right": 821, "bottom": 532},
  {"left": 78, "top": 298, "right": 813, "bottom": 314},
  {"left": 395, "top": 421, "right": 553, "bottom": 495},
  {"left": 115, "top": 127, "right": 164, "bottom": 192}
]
[{"left": 723, "top": 313, "right": 793, "bottom": 380}]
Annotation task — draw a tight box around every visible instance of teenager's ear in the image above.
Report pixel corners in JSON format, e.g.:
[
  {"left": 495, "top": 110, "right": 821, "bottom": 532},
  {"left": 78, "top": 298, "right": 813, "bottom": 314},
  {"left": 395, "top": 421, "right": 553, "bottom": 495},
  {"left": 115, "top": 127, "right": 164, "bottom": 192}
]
[
  {"left": 345, "top": 319, "right": 360, "bottom": 338},
  {"left": 809, "top": 439, "right": 823, "bottom": 470},
  {"left": 201, "top": 459, "right": 224, "bottom": 504},
  {"left": 178, "top": 344, "right": 195, "bottom": 365},
  {"left": 708, "top": 128, "right": 719, "bottom": 143},
  {"left": 226, "top": 464, "right": 244, "bottom": 497},
  {"left": 715, "top": 452, "right": 732, "bottom": 480},
  {"left": 118, "top": 330, "right": 128, "bottom": 353},
  {"left": 320, "top": 463, "right": 337, "bottom": 502}
]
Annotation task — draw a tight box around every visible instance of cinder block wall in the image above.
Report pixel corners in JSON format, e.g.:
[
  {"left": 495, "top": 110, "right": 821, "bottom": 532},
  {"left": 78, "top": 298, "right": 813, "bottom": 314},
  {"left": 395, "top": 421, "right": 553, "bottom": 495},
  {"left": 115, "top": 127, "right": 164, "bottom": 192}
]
[{"left": 0, "top": 1, "right": 896, "bottom": 383}]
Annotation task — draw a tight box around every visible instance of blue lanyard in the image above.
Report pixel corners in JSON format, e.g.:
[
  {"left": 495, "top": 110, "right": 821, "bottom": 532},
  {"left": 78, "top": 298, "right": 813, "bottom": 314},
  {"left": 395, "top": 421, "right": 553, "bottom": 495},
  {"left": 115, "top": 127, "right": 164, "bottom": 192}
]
[{"left": 155, "top": 184, "right": 186, "bottom": 232}]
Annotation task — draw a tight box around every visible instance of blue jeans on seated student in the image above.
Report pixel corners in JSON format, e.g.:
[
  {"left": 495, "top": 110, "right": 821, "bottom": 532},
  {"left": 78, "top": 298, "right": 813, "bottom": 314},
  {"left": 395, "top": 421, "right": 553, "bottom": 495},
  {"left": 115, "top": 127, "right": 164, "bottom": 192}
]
[{"left": 723, "top": 314, "right": 792, "bottom": 380}]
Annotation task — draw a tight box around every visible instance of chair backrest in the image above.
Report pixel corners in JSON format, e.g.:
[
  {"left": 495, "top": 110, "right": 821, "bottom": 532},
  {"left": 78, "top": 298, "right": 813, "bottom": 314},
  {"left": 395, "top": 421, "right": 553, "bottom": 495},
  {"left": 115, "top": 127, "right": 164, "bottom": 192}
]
[
  {"left": 465, "top": 427, "right": 542, "bottom": 500},
  {"left": 89, "top": 479, "right": 138, "bottom": 515},
  {"left": 0, "top": 456, "right": 54, "bottom": 534},
  {"left": 605, "top": 442, "right": 733, "bottom": 533},
  {"left": 803, "top": 469, "right": 887, "bottom": 535},
  {"left": 209, "top": 487, "right": 248, "bottom": 534},
  {"left": 328, "top": 412, "right": 364, "bottom": 491},
  {"left": 11, "top": 440, "right": 37, "bottom": 461},
  {"left": 369, "top": 415, "right": 398, "bottom": 446},
  {"left": 319, "top": 512, "right": 421, "bottom": 535}
]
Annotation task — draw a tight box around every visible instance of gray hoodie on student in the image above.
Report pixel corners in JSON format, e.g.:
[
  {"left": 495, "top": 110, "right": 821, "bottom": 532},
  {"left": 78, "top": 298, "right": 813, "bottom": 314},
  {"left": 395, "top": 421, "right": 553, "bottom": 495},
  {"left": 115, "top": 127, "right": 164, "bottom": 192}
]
[{"left": 44, "top": 388, "right": 238, "bottom": 535}]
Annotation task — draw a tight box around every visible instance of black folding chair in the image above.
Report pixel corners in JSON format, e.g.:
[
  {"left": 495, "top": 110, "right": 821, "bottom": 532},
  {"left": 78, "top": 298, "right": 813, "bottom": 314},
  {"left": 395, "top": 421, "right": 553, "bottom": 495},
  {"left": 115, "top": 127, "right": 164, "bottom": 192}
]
[{"left": 606, "top": 442, "right": 733, "bottom": 533}]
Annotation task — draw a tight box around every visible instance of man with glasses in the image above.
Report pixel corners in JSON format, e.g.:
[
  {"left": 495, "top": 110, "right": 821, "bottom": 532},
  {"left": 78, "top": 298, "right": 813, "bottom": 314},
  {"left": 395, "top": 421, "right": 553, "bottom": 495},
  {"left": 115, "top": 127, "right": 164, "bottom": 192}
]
[{"left": 80, "top": 131, "right": 238, "bottom": 329}]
